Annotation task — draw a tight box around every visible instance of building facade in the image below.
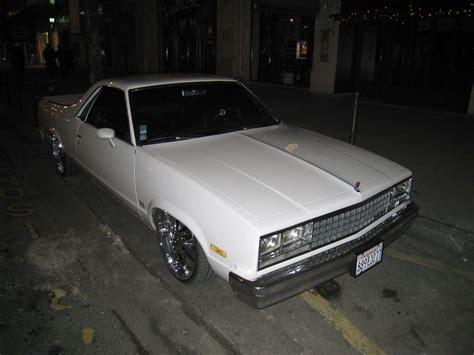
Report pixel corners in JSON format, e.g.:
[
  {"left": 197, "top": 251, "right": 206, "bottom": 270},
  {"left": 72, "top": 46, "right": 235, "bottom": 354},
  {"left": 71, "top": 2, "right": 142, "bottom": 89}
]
[{"left": 3, "top": 0, "right": 472, "bottom": 111}]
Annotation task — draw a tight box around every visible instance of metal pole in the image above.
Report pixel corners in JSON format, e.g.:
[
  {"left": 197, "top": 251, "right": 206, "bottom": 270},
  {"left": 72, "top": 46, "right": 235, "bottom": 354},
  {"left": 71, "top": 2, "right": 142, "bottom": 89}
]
[{"left": 350, "top": 91, "right": 360, "bottom": 145}]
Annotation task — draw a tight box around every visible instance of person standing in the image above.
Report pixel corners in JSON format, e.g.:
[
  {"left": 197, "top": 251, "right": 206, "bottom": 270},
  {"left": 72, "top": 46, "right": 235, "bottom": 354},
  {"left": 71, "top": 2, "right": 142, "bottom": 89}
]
[
  {"left": 43, "top": 43, "right": 57, "bottom": 78},
  {"left": 56, "top": 44, "right": 67, "bottom": 78}
]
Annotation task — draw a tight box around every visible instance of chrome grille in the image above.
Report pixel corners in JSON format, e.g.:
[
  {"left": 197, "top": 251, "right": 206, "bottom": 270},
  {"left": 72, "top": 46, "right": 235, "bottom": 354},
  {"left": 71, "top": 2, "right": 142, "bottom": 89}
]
[
  {"left": 310, "top": 190, "right": 391, "bottom": 249},
  {"left": 258, "top": 189, "right": 395, "bottom": 270},
  {"left": 313, "top": 219, "right": 387, "bottom": 265}
]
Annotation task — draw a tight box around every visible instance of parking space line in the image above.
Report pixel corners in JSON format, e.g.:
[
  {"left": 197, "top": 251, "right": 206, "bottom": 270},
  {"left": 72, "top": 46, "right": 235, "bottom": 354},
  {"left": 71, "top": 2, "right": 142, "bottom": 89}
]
[
  {"left": 301, "top": 291, "right": 387, "bottom": 355},
  {"left": 82, "top": 327, "right": 95, "bottom": 345},
  {"left": 386, "top": 249, "right": 474, "bottom": 282},
  {"left": 25, "top": 222, "right": 39, "bottom": 240}
]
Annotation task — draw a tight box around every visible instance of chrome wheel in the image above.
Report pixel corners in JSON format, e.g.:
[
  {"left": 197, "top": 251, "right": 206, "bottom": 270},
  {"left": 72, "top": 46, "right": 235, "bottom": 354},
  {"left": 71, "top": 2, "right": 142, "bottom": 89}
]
[
  {"left": 157, "top": 211, "right": 197, "bottom": 281},
  {"left": 50, "top": 134, "right": 66, "bottom": 175}
]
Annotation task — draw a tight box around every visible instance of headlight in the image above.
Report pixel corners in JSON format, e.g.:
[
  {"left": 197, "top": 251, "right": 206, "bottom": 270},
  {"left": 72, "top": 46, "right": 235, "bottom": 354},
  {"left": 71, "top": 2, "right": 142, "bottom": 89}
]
[
  {"left": 259, "top": 222, "right": 313, "bottom": 269},
  {"left": 389, "top": 178, "right": 412, "bottom": 209},
  {"left": 282, "top": 224, "right": 312, "bottom": 250},
  {"left": 259, "top": 234, "right": 281, "bottom": 255}
]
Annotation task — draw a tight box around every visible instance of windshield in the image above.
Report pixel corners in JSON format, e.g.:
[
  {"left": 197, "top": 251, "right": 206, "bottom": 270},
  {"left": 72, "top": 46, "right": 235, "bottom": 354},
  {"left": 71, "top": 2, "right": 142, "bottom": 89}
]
[{"left": 129, "top": 82, "right": 279, "bottom": 145}]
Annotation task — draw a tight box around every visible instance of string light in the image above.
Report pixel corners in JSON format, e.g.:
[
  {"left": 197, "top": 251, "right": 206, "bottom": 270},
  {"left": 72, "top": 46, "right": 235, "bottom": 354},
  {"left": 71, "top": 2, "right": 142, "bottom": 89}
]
[{"left": 332, "top": 3, "right": 472, "bottom": 23}]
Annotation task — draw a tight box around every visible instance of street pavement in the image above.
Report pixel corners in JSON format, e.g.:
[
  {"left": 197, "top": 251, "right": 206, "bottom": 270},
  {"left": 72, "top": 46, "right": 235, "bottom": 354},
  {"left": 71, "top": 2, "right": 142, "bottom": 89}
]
[{"left": 0, "top": 68, "right": 473, "bottom": 354}]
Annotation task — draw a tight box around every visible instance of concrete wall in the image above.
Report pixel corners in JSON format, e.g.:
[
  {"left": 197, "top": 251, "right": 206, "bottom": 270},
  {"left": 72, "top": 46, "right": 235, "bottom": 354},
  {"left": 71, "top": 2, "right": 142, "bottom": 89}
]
[
  {"left": 216, "top": 0, "right": 252, "bottom": 81},
  {"left": 309, "top": 0, "right": 341, "bottom": 94},
  {"left": 468, "top": 84, "right": 474, "bottom": 115},
  {"left": 360, "top": 25, "right": 376, "bottom": 82},
  {"left": 334, "top": 22, "right": 354, "bottom": 90},
  {"left": 134, "top": 0, "right": 159, "bottom": 73},
  {"left": 250, "top": 7, "right": 259, "bottom": 81}
]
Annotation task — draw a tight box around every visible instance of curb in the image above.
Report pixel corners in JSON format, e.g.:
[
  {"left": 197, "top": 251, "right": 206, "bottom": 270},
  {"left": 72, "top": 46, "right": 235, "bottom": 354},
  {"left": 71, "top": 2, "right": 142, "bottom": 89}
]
[
  {"left": 249, "top": 81, "right": 470, "bottom": 118},
  {"left": 356, "top": 99, "right": 470, "bottom": 119},
  {"left": 410, "top": 216, "right": 474, "bottom": 259}
]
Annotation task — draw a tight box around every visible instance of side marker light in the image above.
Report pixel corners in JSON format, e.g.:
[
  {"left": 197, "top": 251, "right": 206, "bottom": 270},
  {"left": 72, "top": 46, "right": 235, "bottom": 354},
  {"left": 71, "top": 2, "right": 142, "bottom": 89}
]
[{"left": 211, "top": 244, "right": 227, "bottom": 258}]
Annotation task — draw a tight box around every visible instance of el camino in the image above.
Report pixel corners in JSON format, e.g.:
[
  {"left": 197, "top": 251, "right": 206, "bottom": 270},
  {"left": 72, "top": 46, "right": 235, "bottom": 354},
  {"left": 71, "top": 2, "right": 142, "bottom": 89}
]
[{"left": 38, "top": 74, "right": 418, "bottom": 308}]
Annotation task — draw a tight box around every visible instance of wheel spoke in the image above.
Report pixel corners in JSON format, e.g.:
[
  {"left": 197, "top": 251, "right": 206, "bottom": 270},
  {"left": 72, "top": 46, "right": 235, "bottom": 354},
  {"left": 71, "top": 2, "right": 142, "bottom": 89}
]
[
  {"left": 157, "top": 212, "right": 197, "bottom": 281},
  {"left": 51, "top": 136, "right": 65, "bottom": 174}
]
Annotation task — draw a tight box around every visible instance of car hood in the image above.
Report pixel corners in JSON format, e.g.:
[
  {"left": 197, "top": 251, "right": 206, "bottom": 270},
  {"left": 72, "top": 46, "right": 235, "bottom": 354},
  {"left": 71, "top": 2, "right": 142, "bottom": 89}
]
[{"left": 144, "top": 124, "right": 411, "bottom": 231}]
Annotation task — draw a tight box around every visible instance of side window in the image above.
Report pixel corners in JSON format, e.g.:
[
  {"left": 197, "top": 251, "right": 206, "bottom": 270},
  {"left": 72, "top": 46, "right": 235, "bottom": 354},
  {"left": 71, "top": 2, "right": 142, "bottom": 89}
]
[
  {"left": 86, "top": 87, "right": 131, "bottom": 143},
  {"left": 77, "top": 88, "right": 102, "bottom": 121}
]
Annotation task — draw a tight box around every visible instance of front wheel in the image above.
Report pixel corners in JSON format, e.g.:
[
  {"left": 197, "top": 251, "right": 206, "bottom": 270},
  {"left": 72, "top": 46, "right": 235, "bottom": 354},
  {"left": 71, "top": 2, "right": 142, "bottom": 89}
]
[{"left": 154, "top": 210, "right": 214, "bottom": 283}]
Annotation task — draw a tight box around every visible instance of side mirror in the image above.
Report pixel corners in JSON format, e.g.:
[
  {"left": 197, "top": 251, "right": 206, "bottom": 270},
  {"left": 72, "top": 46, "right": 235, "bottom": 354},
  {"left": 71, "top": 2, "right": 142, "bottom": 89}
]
[{"left": 96, "top": 128, "right": 117, "bottom": 148}]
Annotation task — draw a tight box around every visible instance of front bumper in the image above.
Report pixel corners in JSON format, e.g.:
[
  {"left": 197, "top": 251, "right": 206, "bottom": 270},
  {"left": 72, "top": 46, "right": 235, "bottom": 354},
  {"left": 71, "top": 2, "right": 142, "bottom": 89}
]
[{"left": 229, "top": 202, "right": 418, "bottom": 309}]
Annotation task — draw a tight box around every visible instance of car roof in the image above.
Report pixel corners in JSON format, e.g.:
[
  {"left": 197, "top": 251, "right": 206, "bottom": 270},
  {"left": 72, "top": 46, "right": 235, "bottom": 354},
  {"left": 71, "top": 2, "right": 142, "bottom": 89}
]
[{"left": 94, "top": 73, "right": 238, "bottom": 91}]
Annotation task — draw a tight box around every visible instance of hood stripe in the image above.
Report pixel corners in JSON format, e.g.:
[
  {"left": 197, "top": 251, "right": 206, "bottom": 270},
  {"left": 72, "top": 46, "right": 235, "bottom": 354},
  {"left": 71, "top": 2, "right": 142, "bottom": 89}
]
[
  {"left": 241, "top": 132, "right": 359, "bottom": 192},
  {"left": 305, "top": 133, "right": 392, "bottom": 186},
  {"left": 208, "top": 156, "right": 311, "bottom": 214}
]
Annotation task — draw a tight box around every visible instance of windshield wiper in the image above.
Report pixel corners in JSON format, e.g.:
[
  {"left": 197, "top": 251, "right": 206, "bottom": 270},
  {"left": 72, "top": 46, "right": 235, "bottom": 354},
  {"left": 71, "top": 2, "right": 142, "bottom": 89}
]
[
  {"left": 145, "top": 124, "right": 276, "bottom": 144},
  {"left": 146, "top": 134, "right": 203, "bottom": 144}
]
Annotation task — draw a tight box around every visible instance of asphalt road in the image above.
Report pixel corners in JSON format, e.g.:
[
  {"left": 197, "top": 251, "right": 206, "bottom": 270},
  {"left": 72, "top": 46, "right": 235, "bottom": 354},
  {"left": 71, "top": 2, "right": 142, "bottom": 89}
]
[{"left": 1, "top": 115, "right": 473, "bottom": 354}]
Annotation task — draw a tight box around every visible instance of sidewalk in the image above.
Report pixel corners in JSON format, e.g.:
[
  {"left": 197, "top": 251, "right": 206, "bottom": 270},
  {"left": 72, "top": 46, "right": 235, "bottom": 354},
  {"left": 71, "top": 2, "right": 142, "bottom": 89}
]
[{"left": 1, "top": 69, "right": 472, "bottom": 258}]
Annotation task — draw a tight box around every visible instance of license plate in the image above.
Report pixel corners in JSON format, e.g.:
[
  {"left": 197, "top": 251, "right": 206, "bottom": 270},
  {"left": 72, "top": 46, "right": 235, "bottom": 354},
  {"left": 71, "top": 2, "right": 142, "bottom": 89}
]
[{"left": 354, "top": 242, "right": 384, "bottom": 277}]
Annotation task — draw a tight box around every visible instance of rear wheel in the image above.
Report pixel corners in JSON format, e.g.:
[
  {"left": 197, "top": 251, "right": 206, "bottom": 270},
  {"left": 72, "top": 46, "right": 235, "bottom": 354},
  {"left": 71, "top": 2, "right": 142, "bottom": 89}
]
[
  {"left": 154, "top": 210, "right": 214, "bottom": 283},
  {"left": 49, "top": 134, "right": 77, "bottom": 176}
]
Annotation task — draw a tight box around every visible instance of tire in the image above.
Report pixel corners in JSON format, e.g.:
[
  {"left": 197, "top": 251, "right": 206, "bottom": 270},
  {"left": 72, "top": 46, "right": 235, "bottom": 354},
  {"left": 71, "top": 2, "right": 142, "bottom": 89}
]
[
  {"left": 49, "top": 134, "right": 77, "bottom": 177},
  {"left": 154, "top": 209, "right": 215, "bottom": 283}
]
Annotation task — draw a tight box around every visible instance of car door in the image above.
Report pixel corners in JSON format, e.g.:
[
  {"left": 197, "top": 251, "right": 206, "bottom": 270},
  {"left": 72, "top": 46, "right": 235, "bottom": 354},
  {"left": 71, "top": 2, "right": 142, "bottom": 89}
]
[{"left": 76, "top": 86, "right": 139, "bottom": 212}]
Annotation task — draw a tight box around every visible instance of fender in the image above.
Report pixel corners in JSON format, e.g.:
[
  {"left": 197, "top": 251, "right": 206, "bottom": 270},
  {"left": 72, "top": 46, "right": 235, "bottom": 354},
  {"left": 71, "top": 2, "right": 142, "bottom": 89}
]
[{"left": 146, "top": 198, "right": 230, "bottom": 279}]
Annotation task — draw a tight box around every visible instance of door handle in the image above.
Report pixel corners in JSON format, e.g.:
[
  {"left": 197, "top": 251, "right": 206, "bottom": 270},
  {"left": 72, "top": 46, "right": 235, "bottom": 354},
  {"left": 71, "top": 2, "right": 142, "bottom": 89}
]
[{"left": 76, "top": 134, "right": 82, "bottom": 143}]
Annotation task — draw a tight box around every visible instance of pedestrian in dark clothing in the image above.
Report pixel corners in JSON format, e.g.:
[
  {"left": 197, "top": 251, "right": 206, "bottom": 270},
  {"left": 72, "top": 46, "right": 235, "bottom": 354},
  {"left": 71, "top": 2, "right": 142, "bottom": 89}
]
[
  {"left": 43, "top": 43, "right": 57, "bottom": 78},
  {"left": 56, "top": 44, "right": 67, "bottom": 78}
]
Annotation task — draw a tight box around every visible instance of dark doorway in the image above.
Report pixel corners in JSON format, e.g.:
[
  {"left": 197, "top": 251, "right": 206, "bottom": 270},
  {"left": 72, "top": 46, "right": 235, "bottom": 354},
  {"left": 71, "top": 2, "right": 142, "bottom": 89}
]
[{"left": 162, "top": 0, "right": 216, "bottom": 73}]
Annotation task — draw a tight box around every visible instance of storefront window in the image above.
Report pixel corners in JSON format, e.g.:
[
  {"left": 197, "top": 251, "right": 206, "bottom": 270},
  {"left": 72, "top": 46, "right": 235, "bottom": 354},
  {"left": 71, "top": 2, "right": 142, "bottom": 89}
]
[
  {"left": 163, "top": 0, "right": 216, "bottom": 73},
  {"left": 252, "top": 8, "right": 314, "bottom": 87}
]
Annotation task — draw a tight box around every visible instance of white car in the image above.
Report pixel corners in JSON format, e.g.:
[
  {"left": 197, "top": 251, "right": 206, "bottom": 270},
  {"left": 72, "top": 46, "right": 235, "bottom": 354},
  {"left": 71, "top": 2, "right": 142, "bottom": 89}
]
[{"left": 38, "top": 74, "right": 418, "bottom": 308}]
